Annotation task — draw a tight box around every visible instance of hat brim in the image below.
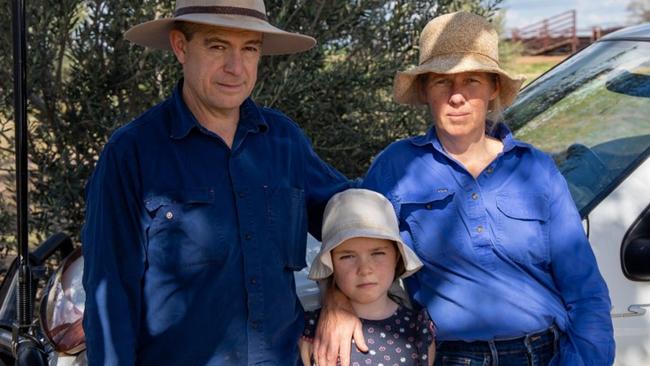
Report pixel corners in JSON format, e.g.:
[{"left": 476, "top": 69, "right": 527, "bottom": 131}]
[
  {"left": 308, "top": 229, "right": 423, "bottom": 281},
  {"left": 393, "top": 53, "right": 525, "bottom": 108},
  {"left": 124, "top": 14, "right": 316, "bottom": 55}
]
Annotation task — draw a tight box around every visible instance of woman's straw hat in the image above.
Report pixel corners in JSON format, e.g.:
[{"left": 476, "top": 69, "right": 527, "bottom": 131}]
[
  {"left": 393, "top": 11, "right": 525, "bottom": 107},
  {"left": 124, "top": 0, "right": 316, "bottom": 55},
  {"left": 308, "top": 189, "right": 423, "bottom": 281}
]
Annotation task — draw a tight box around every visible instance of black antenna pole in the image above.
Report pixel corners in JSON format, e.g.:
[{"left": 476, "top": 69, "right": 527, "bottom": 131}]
[{"left": 11, "top": 0, "right": 34, "bottom": 348}]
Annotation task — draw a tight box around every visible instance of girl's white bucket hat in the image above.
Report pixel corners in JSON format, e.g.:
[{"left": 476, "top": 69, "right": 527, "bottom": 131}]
[
  {"left": 124, "top": 0, "right": 316, "bottom": 55},
  {"left": 308, "top": 189, "right": 423, "bottom": 281},
  {"left": 393, "top": 11, "right": 525, "bottom": 107}
]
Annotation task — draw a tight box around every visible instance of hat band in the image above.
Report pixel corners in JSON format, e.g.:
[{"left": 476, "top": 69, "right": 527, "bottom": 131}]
[
  {"left": 175, "top": 6, "right": 268, "bottom": 21},
  {"left": 420, "top": 51, "right": 499, "bottom": 67}
]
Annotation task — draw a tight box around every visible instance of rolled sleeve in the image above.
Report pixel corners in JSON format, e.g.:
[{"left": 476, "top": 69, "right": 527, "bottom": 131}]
[
  {"left": 82, "top": 142, "right": 146, "bottom": 365},
  {"left": 547, "top": 166, "right": 615, "bottom": 365}
]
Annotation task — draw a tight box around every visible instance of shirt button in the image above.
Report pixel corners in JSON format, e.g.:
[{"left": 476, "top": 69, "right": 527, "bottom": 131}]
[
  {"left": 165, "top": 211, "right": 174, "bottom": 220},
  {"left": 487, "top": 167, "right": 494, "bottom": 174},
  {"left": 245, "top": 233, "right": 252, "bottom": 240},
  {"left": 471, "top": 193, "right": 479, "bottom": 200},
  {"left": 425, "top": 204, "right": 432, "bottom": 210},
  {"left": 250, "top": 277, "right": 257, "bottom": 285},
  {"left": 476, "top": 225, "right": 484, "bottom": 233},
  {"left": 238, "top": 191, "right": 246, "bottom": 198},
  {"left": 251, "top": 321, "right": 260, "bottom": 329}
]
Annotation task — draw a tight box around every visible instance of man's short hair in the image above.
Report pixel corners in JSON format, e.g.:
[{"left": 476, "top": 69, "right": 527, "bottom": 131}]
[{"left": 171, "top": 21, "right": 207, "bottom": 42}]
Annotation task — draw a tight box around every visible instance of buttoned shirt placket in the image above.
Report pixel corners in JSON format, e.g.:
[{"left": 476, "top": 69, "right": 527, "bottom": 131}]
[{"left": 229, "top": 122, "right": 269, "bottom": 360}]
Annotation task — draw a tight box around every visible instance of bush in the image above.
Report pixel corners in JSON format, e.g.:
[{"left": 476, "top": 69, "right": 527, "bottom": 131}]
[{"left": 0, "top": 0, "right": 502, "bottom": 249}]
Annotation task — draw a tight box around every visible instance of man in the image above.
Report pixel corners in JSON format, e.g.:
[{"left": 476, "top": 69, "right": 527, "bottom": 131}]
[{"left": 81, "top": 1, "right": 350, "bottom": 364}]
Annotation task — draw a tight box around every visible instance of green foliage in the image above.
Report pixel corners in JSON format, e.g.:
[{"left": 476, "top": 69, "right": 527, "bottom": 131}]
[
  {"left": 257, "top": 0, "right": 503, "bottom": 178},
  {"left": 628, "top": 0, "right": 650, "bottom": 23},
  {"left": 0, "top": 0, "right": 502, "bottom": 249}
]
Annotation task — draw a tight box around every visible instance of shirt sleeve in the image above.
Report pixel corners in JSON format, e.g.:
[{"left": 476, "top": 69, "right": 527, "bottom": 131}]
[
  {"left": 302, "top": 309, "right": 321, "bottom": 341},
  {"left": 82, "top": 142, "right": 146, "bottom": 365},
  {"left": 546, "top": 165, "right": 615, "bottom": 365},
  {"left": 415, "top": 308, "right": 436, "bottom": 365},
  {"left": 299, "top": 130, "right": 353, "bottom": 240}
]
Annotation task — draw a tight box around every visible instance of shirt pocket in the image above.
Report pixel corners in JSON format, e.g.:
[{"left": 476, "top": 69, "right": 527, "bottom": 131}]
[
  {"left": 495, "top": 192, "right": 550, "bottom": 265},
  {"left": 398, "top": 190, "right": 458, "bottom": 263},
  {"left": 144, "top": 188, "right": 222, "bottom": 271},
  {"left": 266, "top": 186, "right": 307, "bottom": 271}
]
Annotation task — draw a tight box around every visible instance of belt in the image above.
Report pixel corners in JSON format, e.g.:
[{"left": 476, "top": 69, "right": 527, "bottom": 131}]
[{"left": 437, "top": 325, "right": 560, "bottom": 355}]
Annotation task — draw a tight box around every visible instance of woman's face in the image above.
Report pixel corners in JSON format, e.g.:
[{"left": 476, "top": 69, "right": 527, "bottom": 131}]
[{"left": 421, "top": 71, "right": 498, "bottom": 139}]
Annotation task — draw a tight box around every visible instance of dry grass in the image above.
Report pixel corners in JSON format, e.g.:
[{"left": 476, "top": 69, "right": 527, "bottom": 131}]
[{"left": 508, "top": 55, "right": 568, "bottom": 86}]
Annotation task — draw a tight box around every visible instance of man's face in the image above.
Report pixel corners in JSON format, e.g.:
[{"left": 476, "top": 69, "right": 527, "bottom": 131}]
[{"left": 170, "top": 25, "right": 263, "bottom": 117}]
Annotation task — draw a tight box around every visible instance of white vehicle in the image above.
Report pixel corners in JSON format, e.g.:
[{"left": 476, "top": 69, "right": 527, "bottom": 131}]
[
  {"left": 296, "top": 23, "right": 650, "bottom": 366},
  {"left": 2, "top": 9, "right": 648, "bottom": 364}
]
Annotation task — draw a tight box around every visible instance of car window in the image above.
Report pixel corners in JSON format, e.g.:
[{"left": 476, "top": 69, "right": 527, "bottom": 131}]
[{"left": 504, "top": 40, "right": 650, "bottom": 216}]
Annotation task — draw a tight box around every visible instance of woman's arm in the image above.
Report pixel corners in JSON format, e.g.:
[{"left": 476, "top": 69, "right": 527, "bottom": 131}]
[
  {"left": 313, "top": 283, "right": 368, "bottom": 366},
  {"left": 547, "top": 166, "right": 615, "bottom": 365}
]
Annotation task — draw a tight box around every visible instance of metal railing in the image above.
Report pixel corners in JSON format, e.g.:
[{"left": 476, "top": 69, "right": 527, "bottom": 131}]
[{"left": 512, "top": 10, "right": 578, "bottom": 55}]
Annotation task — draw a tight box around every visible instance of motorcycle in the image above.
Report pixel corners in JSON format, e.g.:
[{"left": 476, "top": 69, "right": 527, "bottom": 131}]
[{"left": 0, "top": 0, "right": 88, "bottom": 364}]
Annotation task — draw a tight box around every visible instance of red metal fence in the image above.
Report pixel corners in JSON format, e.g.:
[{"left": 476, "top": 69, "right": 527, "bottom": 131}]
[{"left": 511, "top": 10, "right": 578, "bottom": 55}]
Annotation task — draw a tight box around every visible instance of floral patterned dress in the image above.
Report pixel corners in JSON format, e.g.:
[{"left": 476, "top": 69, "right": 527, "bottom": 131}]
[{"left": 302, "top": 306, "right": 435, "bottom": 366}]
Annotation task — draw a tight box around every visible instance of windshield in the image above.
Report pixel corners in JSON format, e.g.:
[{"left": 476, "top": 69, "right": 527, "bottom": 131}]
[{"left": 504, "top": 40, "right": 650, "bottom": 216}]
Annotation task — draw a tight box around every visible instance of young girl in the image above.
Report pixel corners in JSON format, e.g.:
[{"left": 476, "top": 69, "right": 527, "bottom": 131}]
[{"left": 300, "top": 189, "right": 435, "bottom": 366}]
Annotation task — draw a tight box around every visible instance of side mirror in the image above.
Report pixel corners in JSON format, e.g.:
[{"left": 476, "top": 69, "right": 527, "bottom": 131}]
[
  {"left": 621, "top": 206, "right": 650, "bottom": 281},
  {"left": 622, "top": 237, "right": 650, "bottom": 281}
]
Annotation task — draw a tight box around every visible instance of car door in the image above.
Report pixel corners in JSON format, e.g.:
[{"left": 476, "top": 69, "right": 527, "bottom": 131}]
[
  {"left": 587, "top": 156, "right": 650, "bottom": 366},
  {"left": 505, "top": 35, "right": 650, "bottom": 366}
]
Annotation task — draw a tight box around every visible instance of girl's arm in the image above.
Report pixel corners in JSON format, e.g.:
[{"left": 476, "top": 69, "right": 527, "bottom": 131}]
[
  {"left": 427, "top": 342, "right": 436, "bottom": 366},
  {"left": 299, "top": 338, "right": 313, "bottom": 366}
]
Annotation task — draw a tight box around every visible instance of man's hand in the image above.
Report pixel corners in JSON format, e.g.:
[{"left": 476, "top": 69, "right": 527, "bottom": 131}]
[{"left": 313, "top": 284, "right": 367, "bottom": 366}]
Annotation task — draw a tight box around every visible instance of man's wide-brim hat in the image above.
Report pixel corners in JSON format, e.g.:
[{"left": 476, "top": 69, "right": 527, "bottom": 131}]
[
  {"left": 393, "top": 11, "right": 525, "bottom": 107},
  {"left": 309, "top": 189, "right": 423, "bottom": 281},
  {"left": 124, "top": 0, "right": 316, "bottom": 55}
]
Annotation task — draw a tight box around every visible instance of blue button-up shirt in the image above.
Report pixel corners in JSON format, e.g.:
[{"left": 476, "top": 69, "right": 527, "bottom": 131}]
[
  {"left": 81, "top": 82, "right": 350, "bottom": 365},
  {"left": 362, "top": 124, "right": 614, "bottom": 365}
]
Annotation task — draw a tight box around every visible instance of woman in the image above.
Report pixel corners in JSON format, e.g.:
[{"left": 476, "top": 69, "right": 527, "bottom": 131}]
[{"left": 315, "top": 11, "right": 614, "bottom": 366}]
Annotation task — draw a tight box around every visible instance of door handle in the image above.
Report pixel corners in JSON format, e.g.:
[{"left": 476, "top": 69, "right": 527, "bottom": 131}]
[{"left": 612, "top": 304, "right": 650, "bottom": 318}]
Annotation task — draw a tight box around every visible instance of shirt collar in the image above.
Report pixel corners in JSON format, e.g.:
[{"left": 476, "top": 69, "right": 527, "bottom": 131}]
[
  {"left": 170, "top": 80, "right": 269, "bottom": 140},
  {"left": 410, "top": 121, "right": 531, "bottom": 154}
]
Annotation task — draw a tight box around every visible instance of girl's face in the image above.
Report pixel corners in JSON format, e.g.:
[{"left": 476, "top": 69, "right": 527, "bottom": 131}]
[{"left": 331, "top": 237, "right": 399, "bottom": 306}]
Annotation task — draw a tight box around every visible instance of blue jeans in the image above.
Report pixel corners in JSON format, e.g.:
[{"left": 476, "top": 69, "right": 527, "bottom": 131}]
[{"left": 434, "top": 326, "right": 559, "bottom": 366}]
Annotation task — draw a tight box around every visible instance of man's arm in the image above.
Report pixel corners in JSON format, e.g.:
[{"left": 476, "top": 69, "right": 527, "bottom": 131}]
[
  {"left": 296, "top": 124, "right": 362, "bottom": 366},
  {"left": 82, "top": 142, "right": 146, "bottom": 365},
  {"left": 297, "top": 128, "right": 354, "bottom": 240},
  {"left": 547, "top": 167, "right": 615, "bottom": 365},
  {"left": 313, "top": 282, "right": 367, "bottom": 366}
]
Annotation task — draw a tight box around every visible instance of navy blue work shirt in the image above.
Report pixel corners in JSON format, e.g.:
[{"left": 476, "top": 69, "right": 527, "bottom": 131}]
[
  {"left": 362, "top": 123, "right": 615, "bottom": 365},
  {"left": 81, "top": 82, "right": 350, "bottom": 365}
]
